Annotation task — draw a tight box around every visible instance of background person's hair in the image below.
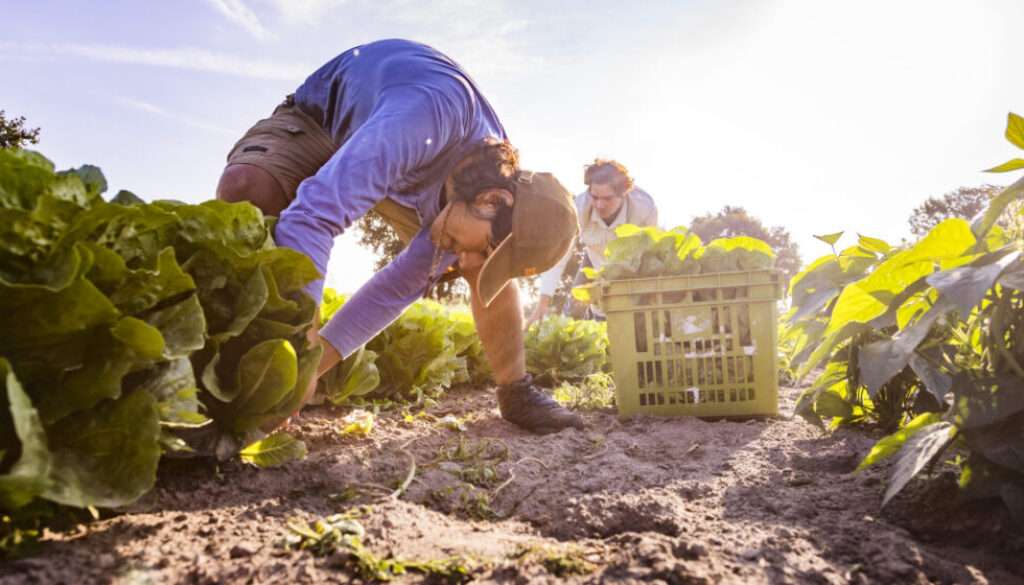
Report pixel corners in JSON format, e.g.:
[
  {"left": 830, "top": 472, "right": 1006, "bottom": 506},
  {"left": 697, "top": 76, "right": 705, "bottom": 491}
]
[
  {"left": 449, "top": 138, "right": 519, "bottom": 246},
  {"left": 583, "top": 159, "right": 634, "bottom": 197}
]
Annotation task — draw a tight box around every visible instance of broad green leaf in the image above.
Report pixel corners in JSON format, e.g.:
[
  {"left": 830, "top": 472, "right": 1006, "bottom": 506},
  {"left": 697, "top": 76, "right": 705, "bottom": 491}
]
[
  {"left": 857, "top": 234, "right": 891, "bottom": 255},
  {"left": 952, "top": 375, "right": 1024, "bottom": 430},
  {"left": 127, "top": 358, "right": 204, "bottom": 427},
  {"left": 905, "top": 219, "right": 977, "bottom": 266},
  {"left": 239, "top": 431, "right": 307, "bottom": 467},
  {"left": 44, "top": 390, "right": 161, "bottom": 508},
  {"left": 984, "top": 159, "right": 1024, "bottom": 173},
  {"left": 271, "top": 344, "right": 321, "bottom": 419},
  {"left": 68, "top": 164, "right": 107, "bottom": 197},
  {"left": 825, "top": 248, "right": 938, "bottom": 337},
  {"left": 814, "top": 390, "right": 853, "bottom": 419},
  {"left": 321, "top": 347, "right": 380, "bottom": 404},
  {"left": 86, "top": 245, "right": 196, "bottom": 317},
  {"left": 0, "top": 359, "right": 53, "bottom": 511},
  {"left": 960, "top": 410, "right": 1024, "bottom": 476},
  {"left": 801, "top": 321, "right": 873, "bottom": 375},
  {"left": 110, "top": 190, "right": 144, "bottom": 205},
  {"left": 144, "top": 295, "right": 206, "bottom": 360},
  {"left": 112, "top": 316, "right": 166, "bottom": 360},
  {"left": 232, "top": 339, "right": 299, "bottom": 417},
  {"left": 881, "top": 421, "right": 955, "bottom": 507},
  {"left": 926, "top": 250, "right": 1021, "bottom": 316},
  {"left": 1006, "top": 112, "right": 1024, "bottom": 150},
  {"left": 856, "top": 412, "right": 944, "bottom": 472},
  {"left": 218, "top": 266, "right": 270, "bottom": 341},
  {"left": 908, "top": 351, "right": 953, "bottom": 403},
  {"left": 0, "top": 277, "right": 119, "bottom": 357},
  {"left": 999, "top": 258, "right": 1024, "bottom": 290},
  {"left": 794, "top": 361, "right": 848, "bottom": 428},
  {"left": 858, "top": 296, "right": 953, "bottom": 397},
  {"left": 814, "top": 232, "right": 844, "bottom": 246}
]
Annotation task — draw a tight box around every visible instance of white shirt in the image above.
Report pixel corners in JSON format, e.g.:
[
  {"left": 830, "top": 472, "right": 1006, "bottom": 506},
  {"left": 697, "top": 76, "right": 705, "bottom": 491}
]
[{"left": 537, "top": 187, "right": 658, "bottom": 296}]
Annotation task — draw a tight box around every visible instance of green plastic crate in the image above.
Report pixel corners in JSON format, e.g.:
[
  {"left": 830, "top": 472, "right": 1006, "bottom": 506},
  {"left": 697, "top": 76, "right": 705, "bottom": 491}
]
[{"left": 601, "top": 269, "right": 782, "bottom": 419}]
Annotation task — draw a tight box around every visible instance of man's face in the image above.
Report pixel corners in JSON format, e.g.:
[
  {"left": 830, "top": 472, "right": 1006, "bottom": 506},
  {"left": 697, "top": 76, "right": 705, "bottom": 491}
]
[
  {"left": 590, "top": 183, "right": 626, "bottom": 221},
  {"left": 430, "top": 198, "right": 496, "bottom": 271}
]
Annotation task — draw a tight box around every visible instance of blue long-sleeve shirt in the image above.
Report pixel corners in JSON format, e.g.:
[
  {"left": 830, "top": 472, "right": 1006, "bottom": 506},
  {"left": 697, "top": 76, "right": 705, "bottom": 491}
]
[{"left": 274, "top": 39, "right": 506, "bottom": 359}]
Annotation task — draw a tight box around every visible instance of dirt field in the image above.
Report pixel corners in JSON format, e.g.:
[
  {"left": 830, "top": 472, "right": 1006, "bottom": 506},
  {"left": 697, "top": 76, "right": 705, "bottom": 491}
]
[{"left": 1, "top": 381, "right": 1021, "bottom": 585}]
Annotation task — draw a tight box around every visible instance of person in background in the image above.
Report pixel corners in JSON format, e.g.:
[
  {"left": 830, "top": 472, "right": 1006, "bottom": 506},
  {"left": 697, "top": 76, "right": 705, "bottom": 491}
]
[
  {"left": 217, "top": 39, "right": 584, "bottom": 435},
  {"left": 524, "top": 159, "right": 657, "bottom": 330}
]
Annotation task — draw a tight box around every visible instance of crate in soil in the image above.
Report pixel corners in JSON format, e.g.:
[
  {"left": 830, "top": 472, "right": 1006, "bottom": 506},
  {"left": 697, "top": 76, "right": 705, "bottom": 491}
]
[{"left": 601, "top": 269, "right": 783, "bottom": 419}]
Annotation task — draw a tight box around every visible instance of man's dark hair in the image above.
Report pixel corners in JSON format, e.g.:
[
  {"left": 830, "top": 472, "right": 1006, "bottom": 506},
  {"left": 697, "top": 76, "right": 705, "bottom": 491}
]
[
  {"left": 583, "top": 159, "right": 634, "bottom": 197},
  {"left": 449, "top": 138, "right": 519, "bottom": 246}
]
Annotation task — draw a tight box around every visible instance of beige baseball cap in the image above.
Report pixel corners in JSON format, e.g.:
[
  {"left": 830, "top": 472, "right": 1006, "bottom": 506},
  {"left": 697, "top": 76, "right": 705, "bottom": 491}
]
[{"left": 476, "top": 170, "right": 579, "bottom": 307}]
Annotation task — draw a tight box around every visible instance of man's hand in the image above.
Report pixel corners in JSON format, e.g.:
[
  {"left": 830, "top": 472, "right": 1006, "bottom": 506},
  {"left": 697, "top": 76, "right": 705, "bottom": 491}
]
[
  {"left": 523, "top": 294, "right": 552, "bottom": 332},
  {"left": 257, "top": 313, "right": 343, "bottom": 434}
]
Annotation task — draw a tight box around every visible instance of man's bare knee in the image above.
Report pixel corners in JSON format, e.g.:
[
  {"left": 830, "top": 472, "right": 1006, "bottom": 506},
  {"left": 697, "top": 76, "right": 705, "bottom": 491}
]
[{"left": 216, "top": 164, "right": 289, "bottom": 216}]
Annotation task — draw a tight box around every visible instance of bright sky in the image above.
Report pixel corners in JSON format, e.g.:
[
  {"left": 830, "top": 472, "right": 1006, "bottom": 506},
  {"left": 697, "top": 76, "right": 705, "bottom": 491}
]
[{"left": 3, "top": 0, "right": 1023, "bottom": 295}]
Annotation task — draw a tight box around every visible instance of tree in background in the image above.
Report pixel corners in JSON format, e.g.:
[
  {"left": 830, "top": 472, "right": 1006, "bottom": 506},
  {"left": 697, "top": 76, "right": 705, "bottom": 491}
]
[
  {"left": 355, "top": 211, "right": 466, "bottom": 301},
  {"left": 907, "top": 185, "right": 1000, "bottom": 237},
  {"left": 689, "top": 205, "right": 802, "bottom": 285},
  {"left": 0, "top": 110, "right": 40, "bottom": 149}
]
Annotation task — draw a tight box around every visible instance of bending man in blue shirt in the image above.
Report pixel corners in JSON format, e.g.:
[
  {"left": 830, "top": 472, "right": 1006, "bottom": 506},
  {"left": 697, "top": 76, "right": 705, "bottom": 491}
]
[{"left": 216, "top": 39, "right": 583, "bottom": 434}]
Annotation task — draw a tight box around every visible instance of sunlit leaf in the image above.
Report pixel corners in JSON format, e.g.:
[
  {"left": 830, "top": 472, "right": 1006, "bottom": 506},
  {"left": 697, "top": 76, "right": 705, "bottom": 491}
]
[
  {"left": 882, "top": 421, "right": 955, "bottom": 507},
  {"left": 239, "top": 431, "right": 306, "bottom": 467},
  {"left": 857, "top": 234, "right": 891, "bottom": 255},
  {"left": 1006, "top": 112, "right": 1024, "bottom": 150},
  {"left": 814, "top": 232, "right": 844, "bottom": 246},
  {"left": 856, "top": 413, "right": 944, "bottom": 472},
  {"left": 927, "top": 250, "right": 1021, "bottom": 316}
]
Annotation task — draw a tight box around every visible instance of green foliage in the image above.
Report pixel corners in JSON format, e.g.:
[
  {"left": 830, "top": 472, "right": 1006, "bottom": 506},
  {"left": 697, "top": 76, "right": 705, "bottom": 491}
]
[
  {"left": 524, "top": 314, "right": 609, "bottom": 384},
  {"left": 0, "top": 150, "right": 319, "bottom": 526},
  {"left": 317, "top": 296, "right": 609, "bottom": 409},
  {"left": 0, "top": 111, "right": 40, "bottom": 150},
  {"left": 239, "top": 431, "right": 307, "bottom": 467},
  {"left": 783, "top": 112, "right": 1024, "bottom": 520},
  {"left": 317, "top": 296, "right": 491, "bottom": 407},
  {"left": 579, "top": 224, "right": 776, "bottom": 291},
  {"left": 285, "top": 514, "right": 474, "bottom": 581},
  {"left": 552, "top": 372, "right": 615, "bottom": 411}
]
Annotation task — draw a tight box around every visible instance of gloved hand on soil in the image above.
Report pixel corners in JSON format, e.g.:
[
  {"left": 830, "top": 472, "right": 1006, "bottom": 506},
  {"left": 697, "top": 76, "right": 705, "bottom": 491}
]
[{"left": 497, "top": 374, "right": 585, "bottom": 434}]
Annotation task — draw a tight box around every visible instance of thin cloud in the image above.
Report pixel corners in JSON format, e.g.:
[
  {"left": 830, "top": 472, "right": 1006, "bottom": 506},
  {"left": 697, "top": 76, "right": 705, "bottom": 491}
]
[
  {"left": 113, "top": 96, "right": 238, "bottom": 136},
  {"left": 48, "top": 43, "right": 308, "bottom": 81},
  {"left": 205, "top": 0, "right": 266, "bottom": 38},
  {"left": 258, "top": 0, "right": 340, "bottom": 26},
  {"left": 368, "top": 0, "right": 538, "bottom": 75}
]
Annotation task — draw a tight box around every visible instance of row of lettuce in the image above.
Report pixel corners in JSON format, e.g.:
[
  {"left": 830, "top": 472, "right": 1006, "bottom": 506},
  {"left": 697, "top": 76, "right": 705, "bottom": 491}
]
[
  {"left": 0, "top": 146, "right": 611, "bottom": 535},
  {"left": 781, "top": 112, "right": 1024, "bottom": 523}
]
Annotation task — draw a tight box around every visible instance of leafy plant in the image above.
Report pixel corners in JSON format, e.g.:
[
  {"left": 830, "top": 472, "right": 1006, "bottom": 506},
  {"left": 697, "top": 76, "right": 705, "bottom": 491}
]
[
  {"left": 0, "top": 150, "right": 319, "bottom": 527},
  {"left": 524, "top": 314, "right": 608, "bottom": 384},
  {"left": 285, "top": 514, "right": 474, "bottom": 582},
  {"left": 783, "top": 112, "right": 1024, "bottom": 520},
  {"left": 552, "top": 372, "right": 615, "bottom": 410},
  {"left": 582, "top": 224, "right": 774, "bottom": 283},
  {"left": 317, "top": 296, "right": 491, "bottom": 407}
]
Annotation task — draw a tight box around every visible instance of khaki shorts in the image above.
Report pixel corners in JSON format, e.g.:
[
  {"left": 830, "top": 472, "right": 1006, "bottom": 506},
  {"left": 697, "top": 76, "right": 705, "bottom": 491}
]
[{"left": 226, "top": 97, "right": 422, "bottom": 244}]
